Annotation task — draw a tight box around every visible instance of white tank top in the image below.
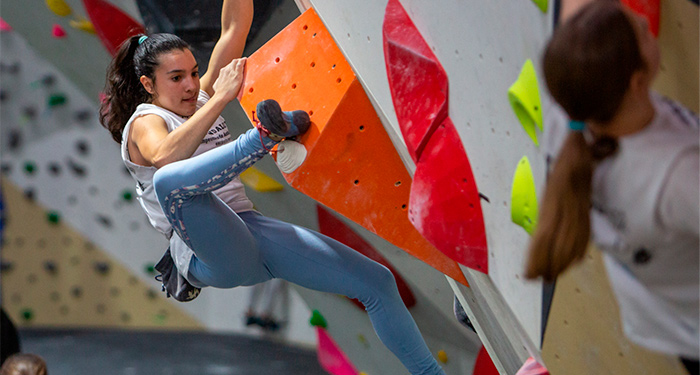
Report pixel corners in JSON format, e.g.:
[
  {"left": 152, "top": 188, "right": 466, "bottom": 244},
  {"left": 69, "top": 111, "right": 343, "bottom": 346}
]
[{"left": 120, "top": 90, "right": 254, "bottom": 280}]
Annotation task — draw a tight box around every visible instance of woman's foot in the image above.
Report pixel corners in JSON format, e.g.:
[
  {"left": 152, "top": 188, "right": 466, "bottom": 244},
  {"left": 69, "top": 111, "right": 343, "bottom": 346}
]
[{"left": 256, "top": 99, "right": 311, "bottom": 140}]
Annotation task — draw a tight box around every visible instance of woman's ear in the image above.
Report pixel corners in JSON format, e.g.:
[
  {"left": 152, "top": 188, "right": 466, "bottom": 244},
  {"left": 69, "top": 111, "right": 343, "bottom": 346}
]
[
  {"left": 628, "top": 69, "right": 651, "bottom": 97},
  {"left": 140, "top": 75, "right": 155, "bottom": 95}
]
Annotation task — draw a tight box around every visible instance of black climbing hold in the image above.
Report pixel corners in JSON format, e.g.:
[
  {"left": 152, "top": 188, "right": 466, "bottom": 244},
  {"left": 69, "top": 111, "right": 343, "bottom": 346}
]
[
  {"left": 94, "top": 261, "right": 110, "bottom": 275},
  {"left": 633, "top": 248, "right": 652, "bottom": 265},
  {"left": 41, "top": 74, "right": 55, "bottom": 87},
  {"left": 75, "top": 109, "right": 92, "bottom": 122},
  {"left": 0, "top": 261, "right": 14, "bottom": 272},
  {"left": 76, "top": 140, "right": 90, "bottom": 155},
  {"left": 67, "top": 158, "right": 87, "bottom": 177},
  {"left": 1, "top": 163, "right": 11, "bottom": 175},
  {"left": 44, "top": 261, "right": 58, "bottom": 274},
  {"left": 22, "top": 106, "right": 37, "bottom": 120},
  {"left": 0, "top": 89, "right": 7, "bottom": 102},
  {"left": 479, "top": 193, "right": 490, "bottom": 203},
  {"left": 71, "top": 286, "right": 83, "bottom": 298},
  {"left": 8, "top": 130, "right": 21, "bottom": 151},
  {"left": 48, "top": 162, "right": 61, "bottom": 176},
  {"left": 23, "top": 188, "right": 35, "bottom": 201},
  {"left": 96, "top": 214, "right": 112, "bottom": 228}
]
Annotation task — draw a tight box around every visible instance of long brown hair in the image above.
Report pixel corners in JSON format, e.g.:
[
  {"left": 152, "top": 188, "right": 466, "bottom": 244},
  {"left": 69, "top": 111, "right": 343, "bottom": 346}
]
[
  {"left": 525, "top": 1, "right": 645, "bottom": 281},
  {"left": 100, "top": 33, "right": 190, "bottom": 143}
]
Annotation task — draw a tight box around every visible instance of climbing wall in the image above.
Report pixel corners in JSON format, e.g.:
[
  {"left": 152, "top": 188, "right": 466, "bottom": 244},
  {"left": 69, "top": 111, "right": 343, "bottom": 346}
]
[
  {"left": 1, "top": 181, "right": 202, "bottom": 329},
  {"left": 1, "top": 3, "right": 483, "bottom": 374},
  {"left": 296, "top": 0, "right": 699, "bottom": 373},
  {"left": 300, "top": 1, "right": 552, "bottom": 372}
]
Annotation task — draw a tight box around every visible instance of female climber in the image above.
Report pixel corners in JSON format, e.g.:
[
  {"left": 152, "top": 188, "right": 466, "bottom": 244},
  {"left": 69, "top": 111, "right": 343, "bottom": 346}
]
[
  {"left": 99, "top": 0, "right": 444, "bottom": 374},
  {"left": 526, "top": 2, "right": 699, "bottom": 374}
]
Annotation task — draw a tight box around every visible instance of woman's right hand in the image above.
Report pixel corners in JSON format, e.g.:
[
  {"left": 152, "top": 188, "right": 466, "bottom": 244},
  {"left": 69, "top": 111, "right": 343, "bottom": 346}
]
[{"left": 212, "top": 57, "right": 247, "bottom": 102}]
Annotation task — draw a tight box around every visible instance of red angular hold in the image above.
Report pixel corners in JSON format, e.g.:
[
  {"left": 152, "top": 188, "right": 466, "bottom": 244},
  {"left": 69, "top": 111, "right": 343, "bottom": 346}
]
[
  {"left": 82, "top": 0, "right": 145, "bottom": 56},
  {"left": 383, "top": 0, "right": 448, "bottom": 163},
  {"left": 383, "top": 0, "right": 488, "bottom": 273},
  {"left": 409, "top": 119, "right": 488, "bottom": 273},
  {"left": 621, "top": 0, "right": 660, "bottom": 36},
  {"left": 473, "top": 346, "right": 500, "bottom": 375},
  {"left": 317, "top": 205, "right": 416, "bottom": 309}
]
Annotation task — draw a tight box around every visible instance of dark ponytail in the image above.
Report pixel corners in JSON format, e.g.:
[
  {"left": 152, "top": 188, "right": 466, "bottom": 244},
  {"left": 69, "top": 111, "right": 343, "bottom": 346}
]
[
  {"left": 100, "top": 33, "right": 190, "bottom": 143},
  {"left": 525, "top": 1, "right": 640, "bottom": 281}
]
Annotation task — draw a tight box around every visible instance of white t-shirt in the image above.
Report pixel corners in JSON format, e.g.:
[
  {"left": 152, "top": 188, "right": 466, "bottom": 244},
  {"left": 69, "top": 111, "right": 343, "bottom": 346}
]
[
  {"left": 543, "top": 93, "right": 700, "bottom": 358},
  {"left": 121, "top": 90, "right": 254, "bottom": 277}
]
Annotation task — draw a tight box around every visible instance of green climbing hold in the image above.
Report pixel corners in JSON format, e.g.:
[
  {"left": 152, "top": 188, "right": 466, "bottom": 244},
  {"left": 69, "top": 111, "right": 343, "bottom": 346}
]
[
  {"left": 508, "top": 59, "right": 543, "bottom": 146},
  {"left": 47, "top": 211, "right": 61, "bottom": 225},
  {"left": 510, "top": 156, "right": 538, "bottom": 235},
  {"left": 21, "top": 308, "right": 34, "bottom": 321},
  {"left": 309, "top": 309, "right": 327, "bottom": 328},
  {"left": 122, "top": 190, "right": 133, "bottom": 201},
  {"left": 144, "top": 263, "right": 155, "bottom": 274},
  {"left": 531, "top": 0, "right": 548, "bottom": 13},
  {"left": 23, "top": 161, "right": 36, "bottom": 174},
  {"left": 48, "top": 93, "right": 67, "bottom": 107}
]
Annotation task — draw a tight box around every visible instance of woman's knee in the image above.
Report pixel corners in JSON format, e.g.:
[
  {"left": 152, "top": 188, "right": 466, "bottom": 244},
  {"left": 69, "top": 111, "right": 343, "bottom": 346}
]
[{"left": 153, "top": 164, "right": 184, "bottom": 204}]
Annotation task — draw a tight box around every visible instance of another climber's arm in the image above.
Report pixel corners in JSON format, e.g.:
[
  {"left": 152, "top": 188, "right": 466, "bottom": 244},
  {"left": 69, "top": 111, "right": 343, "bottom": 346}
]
[{"left": 200, "top": 0, "right": 254, "bottom": 97}]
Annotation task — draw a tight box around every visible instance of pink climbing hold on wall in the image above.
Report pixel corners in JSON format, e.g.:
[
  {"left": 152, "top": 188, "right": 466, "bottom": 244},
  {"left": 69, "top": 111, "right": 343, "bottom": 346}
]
[
  {"left": 82, "top": 0, "right": 145, "bottom": 56},
  {"left": 383, "top": 0, "right": 488, "bottom": 273},
  {"left": 52, "top": 24, "right": 67, "bottom": 38},
  {"left": 0, "top": 18, "right": 12, "bottom": 32},
  {"left": 316, "top": 327, "right": 359, "bottom": 375}
]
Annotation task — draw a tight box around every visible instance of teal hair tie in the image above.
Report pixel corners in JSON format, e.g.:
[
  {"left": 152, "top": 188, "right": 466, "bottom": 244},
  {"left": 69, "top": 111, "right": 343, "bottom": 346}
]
[
  {"left": 138, "top": 35, "right": 148, "bottom": 45},
  {"left": 569, "top": 120, "right": 585, "bottom": 132}
]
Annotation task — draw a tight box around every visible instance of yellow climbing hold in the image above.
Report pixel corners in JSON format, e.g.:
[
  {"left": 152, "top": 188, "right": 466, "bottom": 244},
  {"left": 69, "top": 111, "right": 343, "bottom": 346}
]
[
  {"left": 240, "top": 167, "right": 284, "bottom": 192},
  {"left": 46, "top": 0, "right": 72, "bottom": 17},
  {"left": 532, "top": 0, "right": 548, "bottom": 13},
  {"left": 69, "top": 18, "right": 96, "bottom": 34},
  {"left": 437, "top": 350, "right": 448, "bottom": 364},
  {"left": 508, "top": 59, "right": 543, "bottom": 146},
  {"left": 510, "top": 156, "right": 538, "bottom": 235}
]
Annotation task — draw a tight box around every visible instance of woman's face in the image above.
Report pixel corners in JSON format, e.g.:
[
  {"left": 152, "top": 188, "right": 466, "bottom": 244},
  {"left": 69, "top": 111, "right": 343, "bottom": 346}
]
[{"left": 142, "top": 49, "right": 200, "bottom": 117}]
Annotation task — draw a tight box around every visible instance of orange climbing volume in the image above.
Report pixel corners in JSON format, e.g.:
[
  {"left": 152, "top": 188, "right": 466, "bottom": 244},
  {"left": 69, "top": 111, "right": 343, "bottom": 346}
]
[{"left": 238, "top": 8, "right": 467, "bottom": 285}]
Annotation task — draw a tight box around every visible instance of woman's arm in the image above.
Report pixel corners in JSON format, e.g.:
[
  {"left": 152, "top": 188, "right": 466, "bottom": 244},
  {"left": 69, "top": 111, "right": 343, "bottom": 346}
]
[
  {"left": 132, "top": 59, "right": 247, "bottom": 168},
  {"left": 200, "top": 0, "right": 254, "bottom": 96}
]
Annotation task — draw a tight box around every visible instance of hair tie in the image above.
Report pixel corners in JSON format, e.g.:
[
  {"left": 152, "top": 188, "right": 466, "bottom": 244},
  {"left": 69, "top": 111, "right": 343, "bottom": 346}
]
[
  {"left": 568, "top": 120, "right": 585, "bottom": 132},
  {"left": 138, "top": 35, "right": 148, "bottom": 45}
]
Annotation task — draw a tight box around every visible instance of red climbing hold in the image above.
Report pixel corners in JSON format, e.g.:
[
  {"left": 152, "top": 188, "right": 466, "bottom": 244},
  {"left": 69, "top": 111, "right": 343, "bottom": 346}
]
[
  {"left": 621, "top": 0, "right": 660, "bottom": 36},
  {"left": 383, "top": 0, "right": 488, "bottom": 273},
  {"left": 383, "top": 0, "right": 448, "bottom": 163},
  {"left": 82, "top": 0, "right": 145, "bottom": 56}
]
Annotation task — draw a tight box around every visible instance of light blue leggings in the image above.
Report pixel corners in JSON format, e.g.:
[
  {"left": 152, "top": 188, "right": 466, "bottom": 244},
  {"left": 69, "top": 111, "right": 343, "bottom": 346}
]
[{"left": 153, "top": 128, "right": 444, "bottom": 375}]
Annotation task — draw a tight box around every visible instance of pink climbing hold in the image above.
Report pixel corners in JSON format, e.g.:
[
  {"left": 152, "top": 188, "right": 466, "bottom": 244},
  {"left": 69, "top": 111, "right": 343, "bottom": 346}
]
[
  {"left": 316, "top": 327, "right": 359, "bottom": 375},
  {"left": 0, "top": 18, "right": 12, "bottom": 32},
  {"left": 52, "top": 24, "right": 67, "bottom": 38},
  {"left": 515, "top": 357, "right": 549, "bottom": 375}
]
